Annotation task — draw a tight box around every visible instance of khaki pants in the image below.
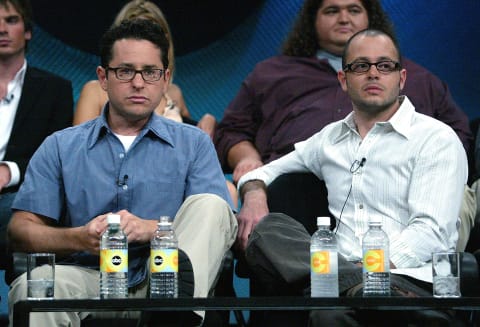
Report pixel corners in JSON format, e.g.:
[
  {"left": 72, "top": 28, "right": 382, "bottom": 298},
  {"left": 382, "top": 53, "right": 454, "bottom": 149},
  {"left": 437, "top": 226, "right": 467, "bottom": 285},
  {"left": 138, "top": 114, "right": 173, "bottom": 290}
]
[{"left": 8, "top": 194, "right": 238, "bottom": 327}]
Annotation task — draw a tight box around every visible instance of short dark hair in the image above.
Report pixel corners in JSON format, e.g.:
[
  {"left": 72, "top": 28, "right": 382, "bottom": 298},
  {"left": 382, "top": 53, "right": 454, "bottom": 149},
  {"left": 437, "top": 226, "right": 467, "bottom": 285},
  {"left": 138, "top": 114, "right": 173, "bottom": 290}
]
[
  {"left": 282, "top": 0, "right": 396, "bottom": 57},
  {"left": 0, "top": 0, "right": 33, "bottom": 50},
  {"left": 99, "top": 19, "right": 169, "bottom": 70},
  {"left": 0, "top": 0, "right": 33, "bottom": 31},
  {"left": 341, "top": 29, "right": 402, "bottom": 68}
]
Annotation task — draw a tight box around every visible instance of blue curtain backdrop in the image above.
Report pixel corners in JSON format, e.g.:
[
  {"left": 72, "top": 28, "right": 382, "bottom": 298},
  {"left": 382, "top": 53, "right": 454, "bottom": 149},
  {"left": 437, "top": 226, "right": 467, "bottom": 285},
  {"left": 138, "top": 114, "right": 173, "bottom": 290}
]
[{"left": 26, "top": 0, "right": 480, "bottom": 121}]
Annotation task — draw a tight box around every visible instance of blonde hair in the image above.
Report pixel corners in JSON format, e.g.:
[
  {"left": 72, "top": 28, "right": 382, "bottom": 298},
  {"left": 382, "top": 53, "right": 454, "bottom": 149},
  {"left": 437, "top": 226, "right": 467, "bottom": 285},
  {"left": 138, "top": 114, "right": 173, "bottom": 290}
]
[{"left": 113, "top": 0, "right": 175, "bottom": 79}]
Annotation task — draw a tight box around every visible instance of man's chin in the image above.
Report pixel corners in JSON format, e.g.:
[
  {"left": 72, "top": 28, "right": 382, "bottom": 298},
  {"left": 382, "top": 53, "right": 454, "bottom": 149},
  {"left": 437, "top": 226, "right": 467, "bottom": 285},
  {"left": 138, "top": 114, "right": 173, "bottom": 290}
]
[
  {"left": 122, "top": 108, "right": 154, "bottom": 121},
  {"left": 361, "top": 101, "right": 395, "bottom": 116}
]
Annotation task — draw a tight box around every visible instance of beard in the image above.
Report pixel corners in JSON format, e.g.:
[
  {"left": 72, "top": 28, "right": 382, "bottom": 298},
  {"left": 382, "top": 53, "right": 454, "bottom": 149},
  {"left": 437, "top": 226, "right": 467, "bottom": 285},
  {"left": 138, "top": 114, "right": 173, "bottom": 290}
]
[
  {"left": 353, "top": 96, "right": 398, "bottom": 115},
  {"left": 346, "top": 79, "right": 401, "bottom": 116}
]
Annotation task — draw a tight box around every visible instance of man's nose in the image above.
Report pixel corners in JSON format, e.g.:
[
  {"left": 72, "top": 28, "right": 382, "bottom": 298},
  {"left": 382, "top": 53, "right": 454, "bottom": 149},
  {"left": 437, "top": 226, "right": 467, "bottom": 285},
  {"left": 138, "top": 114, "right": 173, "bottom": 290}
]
[
  {"left": 366, "top": 64, "right": 381, "bottom": 77},
  {"left": 0, "top": 20, "right": 7, "bottom": 32},
  {"left": 131, "top": 71, "right": 146, "bottom": 86}
]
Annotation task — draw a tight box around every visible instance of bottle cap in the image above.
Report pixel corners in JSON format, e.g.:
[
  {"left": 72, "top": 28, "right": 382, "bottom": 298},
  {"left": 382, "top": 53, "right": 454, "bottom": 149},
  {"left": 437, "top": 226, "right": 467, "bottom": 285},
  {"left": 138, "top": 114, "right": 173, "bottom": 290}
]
[
  {"left": 107, "top": 214, "right": 121, "bottom": 224},
  {"left": 158, "top": 216, "right": 171, "bottom": 226},
  {"left": 368, "top": 216, "right": 382, "bottom": 224},
  {"left": 316, "top": 216, "right": 330, "bottom": 226}
]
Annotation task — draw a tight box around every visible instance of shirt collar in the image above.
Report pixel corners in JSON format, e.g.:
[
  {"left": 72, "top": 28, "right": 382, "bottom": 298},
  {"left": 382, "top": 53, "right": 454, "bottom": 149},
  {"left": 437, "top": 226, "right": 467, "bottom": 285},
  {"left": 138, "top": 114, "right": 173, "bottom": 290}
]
[
  {"left": 385, "top": 95, "right": 415, "bottom": 139},
  {"left": 87, "top": 102, "right": 175, "bottom": 149},
  {"left": 2, "top": 60, "right": 27, "bottom": 102},
  {"left": 13, "top": 60, "right": 27, "bottom": 86},
  {"left": 316, "top": 50, "right": 343, "bottom": 72},
  {"left": 333, "top": 95, "right": 415, "bottom": 144}
]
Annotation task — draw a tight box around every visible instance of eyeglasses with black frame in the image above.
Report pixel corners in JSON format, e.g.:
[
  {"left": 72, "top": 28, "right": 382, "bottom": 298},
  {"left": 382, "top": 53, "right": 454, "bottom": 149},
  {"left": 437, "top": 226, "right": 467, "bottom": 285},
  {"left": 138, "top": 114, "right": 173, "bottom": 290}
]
[
  {"left": 106, "top": 66, "right": 165, "bottom": 82},
  {"left": 343, "top": 60, "right": 401, "bottom": 74}
]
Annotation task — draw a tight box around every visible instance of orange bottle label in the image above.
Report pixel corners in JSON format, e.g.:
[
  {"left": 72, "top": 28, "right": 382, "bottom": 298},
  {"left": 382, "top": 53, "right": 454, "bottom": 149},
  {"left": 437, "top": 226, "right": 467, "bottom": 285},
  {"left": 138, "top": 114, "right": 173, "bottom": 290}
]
[
  {"left": 363, "top": 249, "right": 385, "bottom": 272},
  {"left": 311, "top": 251, "right": 330, "bottom": 274}
]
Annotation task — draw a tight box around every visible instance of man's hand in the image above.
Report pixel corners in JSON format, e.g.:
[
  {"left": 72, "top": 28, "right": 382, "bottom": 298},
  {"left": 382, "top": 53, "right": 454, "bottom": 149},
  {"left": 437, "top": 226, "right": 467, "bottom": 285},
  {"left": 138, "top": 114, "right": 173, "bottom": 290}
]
[
  {"left": 235, "top": 181, "right": 269, "bottom": 251},
  {"left": 233, "top": 157, "right": 263, "bottom": 184},
  {"left": 0, "top": 163, "right": 11, "bottom": 191},
  {"left": 117, "top": 209, "right": 157, "bottom": 243},
  {"left": 80, "top": 214, "right": 109, "bottom": 254}
]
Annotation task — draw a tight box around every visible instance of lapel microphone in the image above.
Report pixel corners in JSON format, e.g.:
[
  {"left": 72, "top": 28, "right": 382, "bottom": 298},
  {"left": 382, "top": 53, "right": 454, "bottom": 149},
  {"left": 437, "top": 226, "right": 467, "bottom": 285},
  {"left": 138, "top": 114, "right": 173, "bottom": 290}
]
[
  {"left": 117, "top": 174, "right": 129, "bottom": 186},
  {"left": 335, "top": 157, "right": 367, "bottom": 234},
  {"left": 350, "top": 157, "right": 366, "bottom": 173},
  {"left": 2, "top": 93, "right": 14, "bottom": 104}
]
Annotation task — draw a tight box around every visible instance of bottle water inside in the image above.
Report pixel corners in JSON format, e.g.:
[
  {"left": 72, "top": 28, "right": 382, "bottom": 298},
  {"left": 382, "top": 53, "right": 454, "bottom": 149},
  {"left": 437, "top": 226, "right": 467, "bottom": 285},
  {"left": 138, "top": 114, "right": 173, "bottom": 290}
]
[
  {"left": 100, "top": 214, "right": 128, "bottom": 298},
  {"left": 311, "top": 216, "right": 339, "bottom": 297},
  {"left": 150, "top": 216, "right": 178, "bottom": 298},
  {"left": 362, "top": 216, "right": 390, "bottom": 296}
]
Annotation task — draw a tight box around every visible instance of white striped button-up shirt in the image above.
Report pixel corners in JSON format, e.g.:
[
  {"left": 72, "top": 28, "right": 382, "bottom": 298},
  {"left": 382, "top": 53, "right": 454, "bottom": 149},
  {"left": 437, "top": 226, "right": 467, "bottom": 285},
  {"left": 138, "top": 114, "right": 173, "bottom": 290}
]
[{"left": 239, "top": 96, "right": 467, "bottom": 282}]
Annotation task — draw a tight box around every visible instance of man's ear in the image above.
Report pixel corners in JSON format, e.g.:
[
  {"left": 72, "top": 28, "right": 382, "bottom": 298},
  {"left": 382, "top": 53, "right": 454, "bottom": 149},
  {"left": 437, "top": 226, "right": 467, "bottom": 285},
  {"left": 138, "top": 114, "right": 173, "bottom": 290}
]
[
  {"left": 97, "top": 66, "right": 108, "bottom": 91},
  {"left": 338, "top": 70, "right": 348, "bottom": 92},
  {"left": 399, "top": 68, "right": 407, "bottom": 91},
  {"left": 24, "top": 30, "right": 32, "bottom": 42},
  {"left": 163, "top": 69, "right": 171, "bottom": 92}
]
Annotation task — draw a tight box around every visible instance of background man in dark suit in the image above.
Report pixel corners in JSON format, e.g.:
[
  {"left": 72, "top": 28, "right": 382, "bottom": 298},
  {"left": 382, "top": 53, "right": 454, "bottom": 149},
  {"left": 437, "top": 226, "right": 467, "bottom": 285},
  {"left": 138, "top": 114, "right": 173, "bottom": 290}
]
[{"left": 0, "top": 0, "right": 73, "bottom": 259}]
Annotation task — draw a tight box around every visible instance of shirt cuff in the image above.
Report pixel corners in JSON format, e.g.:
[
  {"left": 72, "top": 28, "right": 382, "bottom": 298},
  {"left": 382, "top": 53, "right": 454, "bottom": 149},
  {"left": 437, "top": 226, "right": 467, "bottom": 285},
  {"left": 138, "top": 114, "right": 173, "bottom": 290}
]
[
  {"left": 0, "top": 161, "right": 20, "bottom": 187},
  {"left": 237, "top": 168, "right": 272, "bottom": 192},
  {"left": 390, "top": 236, "right": 424, "bottom": 268}
]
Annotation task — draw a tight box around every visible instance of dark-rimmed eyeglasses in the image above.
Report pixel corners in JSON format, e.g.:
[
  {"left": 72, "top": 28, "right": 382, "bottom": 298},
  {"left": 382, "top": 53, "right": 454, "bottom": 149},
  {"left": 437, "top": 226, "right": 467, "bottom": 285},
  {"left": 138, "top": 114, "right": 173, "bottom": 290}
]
[
  {"left": 343, "top": 60, "right": 401, "bottom": 74},
  {"left": 106, "top": 67, "right": 165, "bottom": 82}
]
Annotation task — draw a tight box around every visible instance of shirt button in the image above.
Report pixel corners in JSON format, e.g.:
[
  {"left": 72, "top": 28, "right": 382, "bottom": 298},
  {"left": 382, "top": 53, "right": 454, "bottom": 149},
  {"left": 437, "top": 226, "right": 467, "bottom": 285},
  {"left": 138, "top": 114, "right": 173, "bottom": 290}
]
[
  {"left": 123, "top": 185, "right": 128, "bottom": 190},
  {"left": 337, "top": 108, "right": 342, "bottom": 113},
  {"left": 119, "top": 153, "right": 125, "bottom": 159},
  {"left": 359, "top": 204, "right": 364, "bottom": 209}
]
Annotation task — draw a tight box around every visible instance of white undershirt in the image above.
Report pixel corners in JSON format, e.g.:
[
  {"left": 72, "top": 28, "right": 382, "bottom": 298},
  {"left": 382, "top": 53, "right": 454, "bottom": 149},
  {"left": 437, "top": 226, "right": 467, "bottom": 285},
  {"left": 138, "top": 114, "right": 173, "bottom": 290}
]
[
  {"left": 113, "top": 133, "right": 137, "bottom": 152},
  {"left": 0, "top": 60, "right": 27, "bottom": 188}
]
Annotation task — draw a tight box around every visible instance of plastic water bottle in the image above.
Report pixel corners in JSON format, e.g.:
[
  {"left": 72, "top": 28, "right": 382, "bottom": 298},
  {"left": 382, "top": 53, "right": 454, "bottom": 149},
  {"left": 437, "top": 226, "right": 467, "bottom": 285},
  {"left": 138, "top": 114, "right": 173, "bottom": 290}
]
[
  {"left": 100, "top": 214, "right": 128, "bottom": 298},
  {"left": 150, "top": 216, "right": 178, "bottom": 298},
  {"left": 310, "top": 216, "right": 339, "bottom": 297},
  {"left": 362, "top": 216, "right": 390, "bottom": 296}
]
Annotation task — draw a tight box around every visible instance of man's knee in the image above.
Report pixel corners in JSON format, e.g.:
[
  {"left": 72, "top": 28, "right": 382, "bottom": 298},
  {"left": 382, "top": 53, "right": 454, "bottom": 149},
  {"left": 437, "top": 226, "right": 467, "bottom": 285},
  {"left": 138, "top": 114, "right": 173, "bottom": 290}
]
[
  {"left": 181, "top": 193, "right": 237, "bottom": 234},
  {"left": 245, "top": 213, "right": 310, "bottom": 287}
]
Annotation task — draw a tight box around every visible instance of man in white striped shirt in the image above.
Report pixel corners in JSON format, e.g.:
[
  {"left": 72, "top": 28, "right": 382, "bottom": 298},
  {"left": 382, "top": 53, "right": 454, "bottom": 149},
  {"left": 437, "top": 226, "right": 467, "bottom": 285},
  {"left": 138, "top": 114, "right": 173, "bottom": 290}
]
[{"left": 237, "top": 29, "right": 467, "bottom": 326}]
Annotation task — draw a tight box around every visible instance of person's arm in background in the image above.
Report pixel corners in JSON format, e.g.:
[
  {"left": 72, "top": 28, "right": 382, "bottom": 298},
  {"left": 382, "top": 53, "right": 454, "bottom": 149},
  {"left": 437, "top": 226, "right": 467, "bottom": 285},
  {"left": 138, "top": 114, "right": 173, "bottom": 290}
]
[
  {"left": 2, "top": 72, "right": 73, "bottom": 191},
  {"left": 227, "top": 140, "right": 263, "bottom": 184},
  {"left": 214, "top": 74, "right": 263, "bottom": 179},
  {"left": 402, "top": 58, "right": 473, "bottom": 152},
  {"left": 167, "top": 83, "right": 189, "bottom": 118},
  {"left": 430, "top": 79, "right": 472, "bottom": 151},
  {"left": 73, "top": 80, "right": 106, "bottom": 125},
  {"left": 0, "top": 165, "right": 11, "bottom": 191},
  {"left": 168, "top": 83, "right": 217, "bottom": 138},
  {"left": 197, "top": 113, "right": 216, "bottom": 139}
]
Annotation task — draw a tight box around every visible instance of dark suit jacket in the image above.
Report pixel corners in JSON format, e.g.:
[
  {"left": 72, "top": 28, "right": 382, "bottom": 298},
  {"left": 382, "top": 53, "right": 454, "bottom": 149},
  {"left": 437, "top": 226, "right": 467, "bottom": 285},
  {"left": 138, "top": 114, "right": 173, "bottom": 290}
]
[{"left": 2, "top": 66, "right": 73, "bottom": 194}]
